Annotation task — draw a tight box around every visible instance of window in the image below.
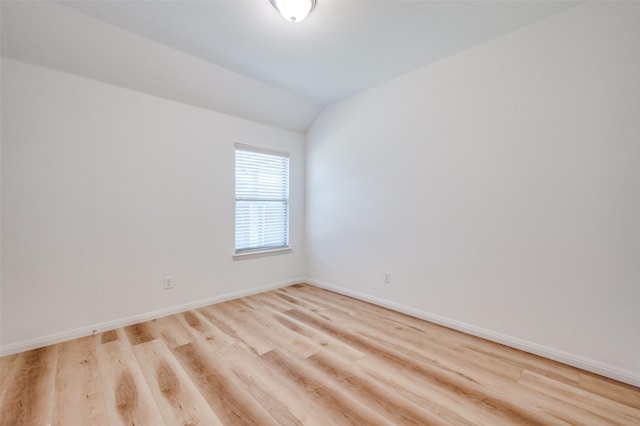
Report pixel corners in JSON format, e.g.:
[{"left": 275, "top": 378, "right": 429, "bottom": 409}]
[{"left": 235, "top": 144, "right": 289, "bottom": 254}]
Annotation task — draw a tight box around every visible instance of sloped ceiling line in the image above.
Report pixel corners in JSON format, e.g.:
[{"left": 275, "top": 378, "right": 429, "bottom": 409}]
[{"left": 1, "top": 0, "right": 579, "bottom": 133}]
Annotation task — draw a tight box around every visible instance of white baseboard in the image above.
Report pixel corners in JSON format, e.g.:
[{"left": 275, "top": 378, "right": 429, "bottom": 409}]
[
  {"left": 304, "top": 277, "right": 640, "bottom": 388},
  {"left": 4, "top": 276, "right": 639, "bottom": 388},
  {"left": 0, "top": 277, "right": 303, "bottom": 357}
]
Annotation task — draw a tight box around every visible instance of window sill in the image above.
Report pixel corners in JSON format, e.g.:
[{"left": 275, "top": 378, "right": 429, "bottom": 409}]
[{"left": 233, "top": 247, "right": 291, "bottom": 260}]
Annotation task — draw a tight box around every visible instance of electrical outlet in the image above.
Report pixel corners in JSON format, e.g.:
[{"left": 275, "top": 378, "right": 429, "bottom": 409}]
[
  {"left": 384, "top": 271, "right": 391, "bottom": 283},
  {"left": 164, "top": 276, "right": 174, "bottom": 290}
]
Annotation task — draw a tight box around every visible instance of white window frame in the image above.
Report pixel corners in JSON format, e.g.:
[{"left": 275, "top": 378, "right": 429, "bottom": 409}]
[{"left": 234, "top": 143, "right": 290, "bottom": 257}]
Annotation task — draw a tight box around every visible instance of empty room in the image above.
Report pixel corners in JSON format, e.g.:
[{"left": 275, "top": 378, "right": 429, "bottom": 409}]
[{"left": 1, "top": 0, "right": 639, "bottom": 424}]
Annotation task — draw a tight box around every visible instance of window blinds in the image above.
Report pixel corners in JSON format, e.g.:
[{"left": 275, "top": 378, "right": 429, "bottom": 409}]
[{"left": 235, "top": 145, "right": 289, "bottom": 253}]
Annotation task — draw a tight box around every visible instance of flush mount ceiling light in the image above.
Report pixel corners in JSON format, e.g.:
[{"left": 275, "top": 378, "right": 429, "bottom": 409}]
[{"left": 269, "top": 0, "right": 316, "bottom": 24}]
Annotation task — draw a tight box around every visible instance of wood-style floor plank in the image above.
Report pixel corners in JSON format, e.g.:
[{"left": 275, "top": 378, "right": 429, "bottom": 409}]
[
  {"left": 146, "top": 316, "right": 194, "bottom": 349},
  {"left": 356, "top": 356, "right": 481, "bottom": 425},
  {"left": 176, "top": 310, "right": 236, "bottom": 350},
  {"left": 0, "top": 345, "right": 58, "bottom": 426},
  {"left": 51, "top": 336, "right": 108, "bottom": 426},
  {"left": 214, "top": 343, "right": 338, "bottom": 426},
  {"left": 306, "top": 350, "right": 449, "bottom": 425},
  {"left": 208, "top": 344, "right": 305, "bottom": 426},
  {"left": 579, "top": 371, "right": 640, "bottom": 409},
  {"left": 518, "top": 370, "right": 640, "bottom": 424},
  {"left": 263, "top": 304, "right": 366, "bottom": 363},
  {"left": 172, "top": 340, "right": 279, "bottom": 425},
  {"left": 261, "top": 348, "right": 391, "bottom": 425},
  {"left": 96, "top": 330, "right": 166, "bottom": 426},
  {"left": 196, "top": 305, "right": 266, "bottom": 356},
  {"left": 2, "top": 283, "right": 639, "bottom": 425},
  {"left": 133, "top": 339, "right": 223, "bottom": 425},
  {"left": 0, "top": 352, "right": 21, "bottom": 405}
]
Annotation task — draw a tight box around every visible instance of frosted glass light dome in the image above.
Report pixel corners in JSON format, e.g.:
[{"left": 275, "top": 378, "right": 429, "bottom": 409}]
[{"left": 270, "top": 0, "right": 316, "bottom": 23}]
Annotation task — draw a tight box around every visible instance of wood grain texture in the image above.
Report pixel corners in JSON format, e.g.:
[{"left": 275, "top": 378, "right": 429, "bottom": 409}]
[
  {"left": 52, "top": 336, "right": 108, "bottom": 426},
  {"left": 0, "top": 352, "right": 21, "bottom": 404},
  {"left": 96, "top": 330, "right": 166, "bottom": 426},
  {"left": 172, "top": 340, "right": 278, "bottom": 425},
  {"left": 0, "top": 345, "right": 58, "bottom": 426},
  {"left": 177, "top": 310, "right": 236, "bottom": 355},
  {"left": 1, "top": 283, "right": 639, "bottom": 425},
  {"left": 146, "top": 316, "right": 194, "bottom": 349},
  {"left": 133, "top": 339, "right": 223, "bottom": 425}
]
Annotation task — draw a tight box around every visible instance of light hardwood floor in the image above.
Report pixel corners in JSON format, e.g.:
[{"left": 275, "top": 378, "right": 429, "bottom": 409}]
[{"left": 1, "top": 283, "right": 639, "bottom": 425}]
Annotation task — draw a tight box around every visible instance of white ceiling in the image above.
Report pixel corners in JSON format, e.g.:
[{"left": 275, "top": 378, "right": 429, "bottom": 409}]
[{"left": 1, "top": 0, "right": 580, "bottom": 132}]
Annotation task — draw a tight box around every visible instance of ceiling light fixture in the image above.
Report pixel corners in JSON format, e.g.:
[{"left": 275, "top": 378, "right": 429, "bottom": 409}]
[{"left": 269, "top": 0, "right": 316, "bottom": 24}]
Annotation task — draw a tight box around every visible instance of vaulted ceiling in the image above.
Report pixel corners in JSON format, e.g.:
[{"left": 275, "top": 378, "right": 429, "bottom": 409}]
[{"left": 1, "top": 1, "right": 579, "bottom": 132}]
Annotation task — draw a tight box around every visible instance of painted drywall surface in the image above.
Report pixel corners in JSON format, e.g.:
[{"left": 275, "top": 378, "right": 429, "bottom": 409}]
[
  {"left": 306, "top": 2, "right": 640, "bottom": 374},
  {"left": 0, "top": 1, "right": 321, "bottom": 133},
  {"left": 1, "top": 58, "right": 305, "bottom": 346}
]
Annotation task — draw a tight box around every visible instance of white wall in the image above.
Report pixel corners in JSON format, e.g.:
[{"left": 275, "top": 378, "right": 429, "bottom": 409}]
[
  {"left": 1, "top": 1, "right": 321, "bottom": 133},
  {"left": 306, "top": 1, "right": 640, "bottom": 383},
  {"left": 1, "top": 58, "right": 305, "bottom": 348}
]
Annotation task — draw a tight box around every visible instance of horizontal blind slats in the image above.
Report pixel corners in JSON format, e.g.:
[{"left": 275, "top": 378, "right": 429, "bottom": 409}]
[{"left": 235, "top": 147, "right": 289, "bottom": 252}]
